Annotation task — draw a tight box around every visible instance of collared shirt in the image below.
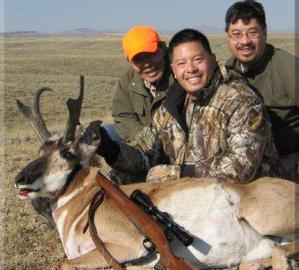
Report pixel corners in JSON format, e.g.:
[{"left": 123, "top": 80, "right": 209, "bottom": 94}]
[{"left": 144, "top": 80, "right": 157, "bottom": 98}]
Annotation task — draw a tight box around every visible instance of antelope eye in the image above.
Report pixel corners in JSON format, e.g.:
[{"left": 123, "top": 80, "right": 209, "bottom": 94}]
[{"left": 60, "top": 149, "right": 76, "bottom": 160}]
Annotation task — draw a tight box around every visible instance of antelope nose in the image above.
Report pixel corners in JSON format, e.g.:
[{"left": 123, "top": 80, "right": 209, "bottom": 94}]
[{"left": 15, "top": 171, "right": 29, "bottom": 187}]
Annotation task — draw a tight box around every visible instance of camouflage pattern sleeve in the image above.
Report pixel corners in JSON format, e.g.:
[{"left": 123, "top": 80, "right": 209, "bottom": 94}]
[
  {"left": 146, "top": 164, "right": 181, "bottom": 182},
  {"left": 195, "top": 100, "right": 270, "bottom": 183},
  {"left": 111, "top": 141, "right": 150, "bottom": 175}
]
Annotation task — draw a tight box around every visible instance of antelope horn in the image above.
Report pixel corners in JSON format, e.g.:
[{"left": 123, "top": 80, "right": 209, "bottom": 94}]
[
  {"left": 16, "top": 87, "right": 53, "bottom": 143},
  {"left": 63, "top": 75, "right": 84, "bottom": 143}
]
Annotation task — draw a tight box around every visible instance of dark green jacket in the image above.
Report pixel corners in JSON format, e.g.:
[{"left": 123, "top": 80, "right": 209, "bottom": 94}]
[
  {"left": 112, "top": 65, "right": 173, "bottom": 142},
  {"left": 226, "top": 44, "right": 299, "bottom": 156}
]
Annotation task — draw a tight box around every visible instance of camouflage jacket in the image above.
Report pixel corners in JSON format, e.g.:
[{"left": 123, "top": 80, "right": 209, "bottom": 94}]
[{"left": 112, "top": 65, "right": 284, "bottom": 183}]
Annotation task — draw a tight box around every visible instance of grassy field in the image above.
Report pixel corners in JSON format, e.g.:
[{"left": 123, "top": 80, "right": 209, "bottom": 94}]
[{"left": 1, "top": 33, "right": 295, "bottom": 269}]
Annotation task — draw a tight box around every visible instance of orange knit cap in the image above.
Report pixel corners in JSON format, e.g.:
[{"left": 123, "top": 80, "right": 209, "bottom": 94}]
[{"left": 122, "top": 25, "right": 161, "bottom": 62}]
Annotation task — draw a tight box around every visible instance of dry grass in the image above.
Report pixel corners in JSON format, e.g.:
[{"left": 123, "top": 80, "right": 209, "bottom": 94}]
[{"left": 1, "top": 34, "right": 295, "bottom": 269}]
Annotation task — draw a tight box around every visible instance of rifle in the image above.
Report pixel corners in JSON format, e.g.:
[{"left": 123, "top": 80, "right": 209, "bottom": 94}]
[{"left": 95, "top": 172, "right": 196, "bottom": 270}]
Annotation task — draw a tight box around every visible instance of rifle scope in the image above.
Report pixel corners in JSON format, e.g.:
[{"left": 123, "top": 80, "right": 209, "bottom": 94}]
[{"left": 131, "top": 189, "right": 193, "bottom": 247}]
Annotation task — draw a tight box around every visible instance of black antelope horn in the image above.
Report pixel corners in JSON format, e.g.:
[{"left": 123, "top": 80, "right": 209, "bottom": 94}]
[
  {"left": 63, "top": 75, "right": 84, "bottom": 143},
  {"left": 16, "top": 87, "right": 53, "bottom": 143}
]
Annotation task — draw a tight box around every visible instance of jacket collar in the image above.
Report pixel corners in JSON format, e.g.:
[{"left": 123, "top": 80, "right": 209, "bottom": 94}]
[
  {"left": 195, "top": 67, "right": 222, "bottom": 105},
  {"left": 226, "top": 43, "right": 275, "bottom": 78}
]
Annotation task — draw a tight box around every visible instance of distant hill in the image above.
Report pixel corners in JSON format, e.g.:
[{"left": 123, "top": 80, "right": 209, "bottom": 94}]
[
  {"left": 0, "top": 28, "right": 104, "bottom": 38},
  {"left": 1, "top": 26, "right": 294, "bottom": 38},
  {"left": 1, "top": 31, "right": 50, "bottom": 37},
  {"left": 55, "top": 28, "right": 105, "bottom": 37},
  {"left": 1, "top": 26, "right": 226, "bottom": 38}
]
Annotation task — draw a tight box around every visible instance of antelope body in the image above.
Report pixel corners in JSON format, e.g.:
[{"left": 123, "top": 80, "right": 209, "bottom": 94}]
[
  {"left": 14, "top": 78, "right": 299, "bottom": 269},
  {"left": 15, "top": 162, "right": 299, "bottom": 269}
]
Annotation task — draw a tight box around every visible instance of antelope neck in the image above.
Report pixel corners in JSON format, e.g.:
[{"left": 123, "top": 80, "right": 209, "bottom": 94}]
[{"left": 58, "top": 165, "right": 82, "bottom": 197}]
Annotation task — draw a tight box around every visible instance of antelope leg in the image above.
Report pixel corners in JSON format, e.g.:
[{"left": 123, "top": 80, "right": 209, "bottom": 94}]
[
  {"left": 272, "top": 241, "right": 299, "bottom": 270},
  {"left": 239, "top": 241, "right": 299, "bottom": 270},
  {"left": 60, "top": 249, "right": 106, "bottom": 269},
  {"left": 238, "top": 258, "right": 271, "bottom": 270}
]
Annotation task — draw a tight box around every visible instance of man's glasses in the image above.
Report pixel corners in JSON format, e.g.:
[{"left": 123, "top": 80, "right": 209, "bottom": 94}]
[{"left": 228, "top": 30, "right": 262, "bottom": 41}]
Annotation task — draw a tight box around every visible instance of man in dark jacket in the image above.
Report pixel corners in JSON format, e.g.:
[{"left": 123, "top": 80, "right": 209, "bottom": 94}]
[
  {"left": 225, "top": 0, "right": 299, "bottom": 180},
  {"left": 111, "top": 25, "right": 173, "bottom": 142}
]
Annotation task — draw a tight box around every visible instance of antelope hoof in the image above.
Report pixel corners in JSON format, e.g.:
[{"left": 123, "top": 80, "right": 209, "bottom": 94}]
[
  {"left": 60, "top": 261, "right": 75, "bottom": 270},
  {"left": 239, "top": 262, "right": 266, "bottom": 270},
  {"left": 272, "top": 247, "right": 292, "bottom": 270}
]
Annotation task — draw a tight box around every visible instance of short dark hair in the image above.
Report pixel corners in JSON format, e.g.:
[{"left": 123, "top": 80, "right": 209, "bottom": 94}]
[
  {"left": 225, "top": 0, "right": 266, "bottom": 32},
  {"left": 168, "top": 29, "right": 213, "bottom": 61}
]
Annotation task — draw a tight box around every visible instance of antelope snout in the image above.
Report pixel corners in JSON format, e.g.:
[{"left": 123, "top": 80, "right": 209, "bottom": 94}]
[
  {"left": 15, "top": 157, "right": 47, "bottom": 187},
  {"left": 15, "top": 170, "right": 34, "bottom": 187}
]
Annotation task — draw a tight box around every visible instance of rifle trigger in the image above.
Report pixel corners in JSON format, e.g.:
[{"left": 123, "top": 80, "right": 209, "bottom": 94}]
[
  {"left": 143, "top": 238, "right": 155, "bottom": 252},
  {"left": 154, "top": 263, "right": 166, "bottom": 270}
]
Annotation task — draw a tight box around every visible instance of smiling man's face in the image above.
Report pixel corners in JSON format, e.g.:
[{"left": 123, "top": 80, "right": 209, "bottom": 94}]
[
  {"left": 131, "top": 47, "right": 166, "bottom": 83},
  {"left": 171, "top": 41, "right": 216, "bottom": 97},
  {"left": 227, "top": 18, "right": 267, "bottom": 64}
]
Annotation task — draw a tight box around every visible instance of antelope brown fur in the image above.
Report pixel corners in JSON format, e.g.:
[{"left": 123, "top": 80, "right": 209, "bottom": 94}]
[{"left": 15, "top": 77, "right": 299, "bottom": 269}]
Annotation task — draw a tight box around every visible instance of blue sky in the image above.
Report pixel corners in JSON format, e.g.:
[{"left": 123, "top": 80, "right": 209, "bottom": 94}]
[{"left": 1, "top": 0, "right": 296, "bottom": 33}]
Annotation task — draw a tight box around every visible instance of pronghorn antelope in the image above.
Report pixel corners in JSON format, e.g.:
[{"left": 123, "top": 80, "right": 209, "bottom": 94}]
[{"left": 15, "top": 77, "right": 298, "bottom": 270}]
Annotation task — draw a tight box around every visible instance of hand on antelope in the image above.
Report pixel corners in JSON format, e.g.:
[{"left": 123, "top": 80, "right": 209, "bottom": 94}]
[{"left": 79, "top": 120, "right": 121, "bottom": 167}]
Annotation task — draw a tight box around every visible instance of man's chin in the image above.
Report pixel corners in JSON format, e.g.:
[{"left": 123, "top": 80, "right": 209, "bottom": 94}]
[
  {"left": 144, "top": 72, "right": 163, "bottom": 83},
  {"left": 237, "top": 53, "right": 257, "bottom": 64}
]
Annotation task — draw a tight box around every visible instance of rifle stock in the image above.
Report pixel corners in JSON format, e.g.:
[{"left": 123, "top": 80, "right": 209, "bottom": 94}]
[{"left": 95, "top": 172, "right": 195, "bottom": 270}]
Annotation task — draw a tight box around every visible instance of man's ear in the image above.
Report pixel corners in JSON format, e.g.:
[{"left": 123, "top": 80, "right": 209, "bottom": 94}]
[
  {"left": 170, "top": 63, "right": 177, "bottom": 79},
  {"left": 211, "top": 53, "right": 217, "bottom": 64},
  {"left": 158, "top": 41, "right": 167, "bottom": 52},
  {"left": 264, "top": 26, "right": 267, "bottom": 40}
]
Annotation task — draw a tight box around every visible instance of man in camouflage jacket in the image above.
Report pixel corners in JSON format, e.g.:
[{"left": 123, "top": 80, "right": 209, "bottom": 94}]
[{"left": 81, "top": 29, "right": 284, "bottom": 184}]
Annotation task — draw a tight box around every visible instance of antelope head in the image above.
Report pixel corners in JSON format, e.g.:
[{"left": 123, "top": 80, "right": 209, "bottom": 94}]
[{"left": 14, "top": 76, "right": 96, "bottom": 222}]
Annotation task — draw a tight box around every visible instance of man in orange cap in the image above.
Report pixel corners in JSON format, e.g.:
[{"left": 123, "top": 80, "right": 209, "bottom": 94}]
[{"left": 110, "top": 25, "right": 173, "bottom": 142}]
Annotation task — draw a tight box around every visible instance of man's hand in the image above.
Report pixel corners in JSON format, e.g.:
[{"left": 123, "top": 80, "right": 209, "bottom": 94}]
[
  {"left": 79, "top": 120, "right": 103, "bottom": 146},
  {"left": 78, "top": 120, "right": 120, "bottom": 166},
  {"left": 78, "top": 121, "right": 104, "bottom": 166}
]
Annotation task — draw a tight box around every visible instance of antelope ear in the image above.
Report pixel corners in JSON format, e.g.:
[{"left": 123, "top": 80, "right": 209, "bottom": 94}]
[{"left": 74, "top": 124, "right": 84, "bottom": 143}]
